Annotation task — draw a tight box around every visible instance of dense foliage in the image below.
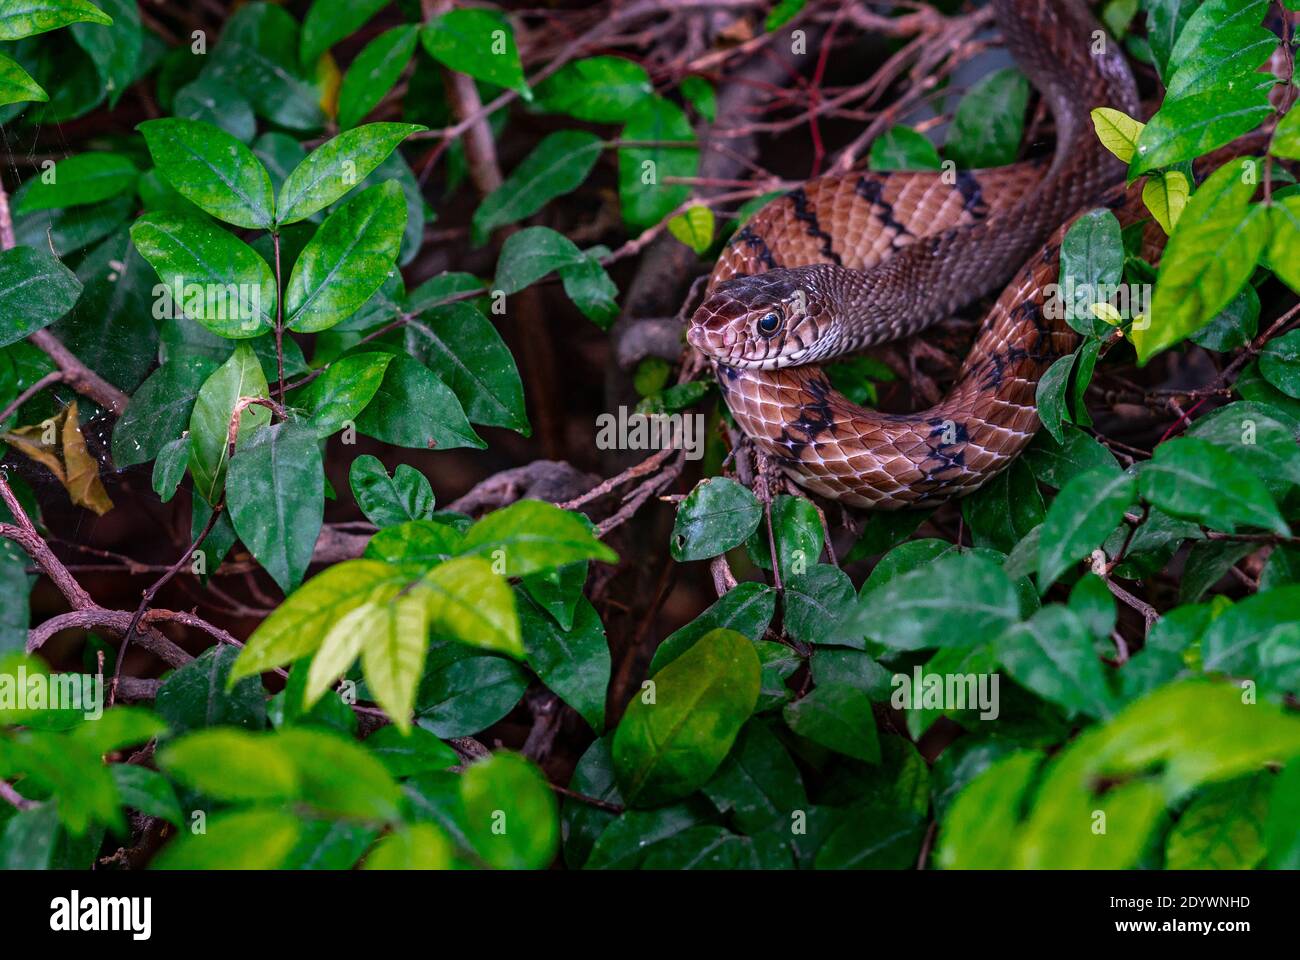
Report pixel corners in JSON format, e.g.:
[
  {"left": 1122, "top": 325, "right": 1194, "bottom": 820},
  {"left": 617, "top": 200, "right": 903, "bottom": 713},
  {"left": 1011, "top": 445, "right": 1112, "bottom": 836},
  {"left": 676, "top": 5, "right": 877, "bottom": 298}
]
[{"left": 0, "top": 0, "right": 1298, "bottom": 871}]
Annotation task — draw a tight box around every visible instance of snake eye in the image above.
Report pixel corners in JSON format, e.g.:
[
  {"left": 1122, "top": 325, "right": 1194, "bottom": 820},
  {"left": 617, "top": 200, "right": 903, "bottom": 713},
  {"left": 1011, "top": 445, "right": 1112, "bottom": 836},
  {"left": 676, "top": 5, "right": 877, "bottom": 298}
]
[{"left": 756, "top": 312, "right": 782, "bottom": 336}]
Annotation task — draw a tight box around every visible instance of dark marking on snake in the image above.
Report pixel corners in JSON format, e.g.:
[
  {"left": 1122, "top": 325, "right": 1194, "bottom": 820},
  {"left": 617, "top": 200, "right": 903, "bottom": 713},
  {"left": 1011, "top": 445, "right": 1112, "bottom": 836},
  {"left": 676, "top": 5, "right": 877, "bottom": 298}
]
[
  {"left": 955, "top": 170, "right": 990, "bottom": 218},
  {"left": 787, "top": 188, "right": 842, "bottom": 265},
  {"left": 735, "top": 225, "right": 778, "bottom": 270},
  {"left": 855, "top": 176, "right": 914, "bottom": 242}
]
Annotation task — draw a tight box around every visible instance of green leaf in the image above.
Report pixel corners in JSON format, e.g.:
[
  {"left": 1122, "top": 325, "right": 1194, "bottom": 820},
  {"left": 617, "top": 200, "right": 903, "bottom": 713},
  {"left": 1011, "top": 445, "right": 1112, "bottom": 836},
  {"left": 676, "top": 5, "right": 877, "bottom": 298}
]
[
  {"left": 420, "top": 9, "right": 529, "bottom": 99},
  {"left": 173, "top": 77, "right": 256, "bottom": 143},
  {"left": 1057, "top": 208, "right": 1125, "bottom": 336},
  {"left": 670, "top": 477, "right": 763, "bottom": 562},
  {"left": 492, "top": 224, "right": 583, "bottom": 294},
  {"left": 15, "top": 152, "right": 136, "bottom": 214},
  {"left": 294, "top": 352, "right": 393, "bottom": 439},
  {"left": 338, "top": 25, "right": 419, "bottom": 130},
  {"left": 187, "top": 343, "right": 270, "bottom": 505},
  {"left": 1191, "top": 279, "right": 1259, "bottom": 351},
  {"left": 460, "top": 753, "right": 558, "bottom": 869},
  {"left": 354, "top": 354, "right": 485, "bottom": 451},
  {"left": 1037, "top": 466, "right": 1135, "bottom": 590},
  {"left": 231, "top": 559, "right": 404, "bottom": 679},
  {"left": 472, "top": 131, "right": 602, "bottom": 245},
  {"left": 666, "top": 205, "right": 715, "bottom": 254},
  {"left": 1266, "top": 759, "right": 1300, "bottom": 868},
  {"left": 1139, "top": 436, "right": 1289, "bottom": 535},
  {"left": 299, "top": 0, "right": 388, "bottom": 65},
  {"left": 349, "top": 454, "right": 435, "bottom": 528},
  {"left": 1184, "top": 400, "right": 1300, "bottom": 490},
  {"left": 111, "top": 765, "right": 182, "bottom": 827},
  {"left": 152, "top": 808, "right": 301, "bottom": 870},
  {"left": 961, "top": 459, "right": 1045, "bottom": 554},
  {"left": 157, "top": 728, "right": 298, "bottom": 802},
  {"left": 946, "top": 68, "right": 1029, "bottom": 169},
  {"left": 519, "top": 591, "right": 610, "bottom": 731},
  {"left": 995, "top": 606, "right": 1116, "bottom": 719},
  {"left": 1090, "top": 106, "right": 1145, "bottom": 164},
  {"left": 703, "top": 719, "right": 805, "bottom": 834},
  {"left": 1201, "top": 586, "right": 1300, "bottom": 692},
  {"left": 0, "top": 245, "right": 82, "bottom": 350},
  {"left": 783, "top": 679, "right": 880, "bottom": 763},
  {"left": 618, "top": 96, "right": 698, "bottom": 228},
  {"left": 0, "top": 51, "right": 46, "bottom": 106},
  {"left": 131, "top": 211, "right": 277, "bottom": 338},
  {"left": 1142, "top": 0, "right": 1199, "bottom": 82},
  {"left": 280, "top": 728, "right": 403, "bottom": 816},
  {"left": 858, "top": 552, "right": 1021, "bottom": 651},
  {"left": 680, "top": 75, "right": 715, "bottom": 122},
  {"left": 534, "top": 56, "right": 652, "bottom": 122},
  {"left": 138, "top": 118, "right": 274, "bottom": 229},
  {"left": 415, "top": 555, "right": 521, "bottom": 658},
  {"left": 936, "top": 751, "right": 1041, "bottom": 869},
  {"left": 227, "top": 421, "right": 324, "bottom": 594},
  {"left": 1267, "top": 194, "right": 1300, "bottom": 294},
  {"left": 276, "top": 122, "right": 425, "bottom": 226},
  {"left": 613, "top": 628, "right": 760, "bottom": 807},
  {"left": 405, "top": 302, "right": 528, "bottom": 434},
  {"left": 1023, "top": 425, "right": 1119, "bottom": 488},
  {"left": 363, "top": 518, "right": 461, "bottom": 578},
  {"left": 156, "top": 645, "right": 266, "bottom": 735},
  {"left": 1137, "top": 162, "right": 1269, "bottom": 362},
  {"left": 459, "top": 499, "right": 617, "bottom": 577},
  {"left": 414, "top": 648, "right": 528, "bottom": 737},
  {"left": 815, "top": 804, "right": 926, "bottom": 869},
  {"left": 365, "top": 725, "right": 459, "bottom": 778},
  {"left": 1130, "top": 78, "right": 1273, "bottom": 176},
  {"left": 363, "top": 823, "right": 453, "bottom": 869},
  {"left": 1259, "top": 329, "right": 1300, "bottom": 398},
  {"left": 1164, "top": 0, "right": 1272, "bottom": 99},
  {"left": 1273, "top": 100, "right": 1300, "bottom": 161},
  {"left": 1142, "top": 169, "right": 1191, "bottom": 234},
  {"left": 747, "top": 493, "right": 823, "bottom": 581},
  {"left": 286, "top": 181, "right": 406, "bottom": 333},
  {"left": 356, "top": 593, "right": 431, "bottom": 735},
  {"left": 1035, "top": 351, "right": 1075, "bottom": 443},
  {"left": 868, "top": 126, "right": 941, "bottom": 171},
  {"left": 765, "top": 0, "right": 806, "bottom": 30},
  {"left": 1166, "top": 773, "right": 1269, "bottom": 868},
  {"left": 650, "top": 581, "right": 776, "bottom": 673},
  {"left": 782, "top": 564, "right": 858, "bottom": 648},
  {"left": 112, "top": 357, "right": 217, "bottom": 467},
  {"left": 202, "top": 3, "right": 325, "bottom": 132},
  {"left": 0, "top": 0, "right": 111, "bottom": 40},
  {"left": 1016, "top": 681, "right": 1300, "bottom": 867},
  {"left": 71, "top": 0, "right": 140, "bottom": 106}
]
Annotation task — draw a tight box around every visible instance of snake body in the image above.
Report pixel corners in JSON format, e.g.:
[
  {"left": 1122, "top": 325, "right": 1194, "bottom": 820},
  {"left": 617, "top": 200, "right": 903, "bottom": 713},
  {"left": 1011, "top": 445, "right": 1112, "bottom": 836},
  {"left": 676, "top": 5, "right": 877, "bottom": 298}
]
[{"left": 688, "top": 0, "right": 1141, "bottom": 508}]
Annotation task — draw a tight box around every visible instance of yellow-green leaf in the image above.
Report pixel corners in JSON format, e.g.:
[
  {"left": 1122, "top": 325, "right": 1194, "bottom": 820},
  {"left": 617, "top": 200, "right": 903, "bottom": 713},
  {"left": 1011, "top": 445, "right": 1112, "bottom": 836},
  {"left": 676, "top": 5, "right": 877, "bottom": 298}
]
[
  {"left": 667, "top": 205, "right": 715, "bottom": 254},
  {"left": 1142, "top": 168, "right": 1190, "bottom": 235},
  {"left": 1090, "top": 106, "right": 1145, "bottom": 164}
]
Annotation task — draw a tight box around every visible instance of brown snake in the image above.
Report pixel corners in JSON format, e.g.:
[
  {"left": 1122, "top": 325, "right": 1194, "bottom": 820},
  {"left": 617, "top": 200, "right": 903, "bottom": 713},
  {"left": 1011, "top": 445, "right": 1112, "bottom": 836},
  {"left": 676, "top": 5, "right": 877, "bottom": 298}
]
[{"left": 687, "top": 0, "right": 1143, "bottom": 509}]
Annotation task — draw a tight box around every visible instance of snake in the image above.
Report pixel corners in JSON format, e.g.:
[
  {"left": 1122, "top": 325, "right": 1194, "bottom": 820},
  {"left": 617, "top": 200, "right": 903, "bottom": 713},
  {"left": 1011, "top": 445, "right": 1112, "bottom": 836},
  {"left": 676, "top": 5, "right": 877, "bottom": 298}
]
[{"left": 687, "top": 0, "right": 1142, "bottom": 509}]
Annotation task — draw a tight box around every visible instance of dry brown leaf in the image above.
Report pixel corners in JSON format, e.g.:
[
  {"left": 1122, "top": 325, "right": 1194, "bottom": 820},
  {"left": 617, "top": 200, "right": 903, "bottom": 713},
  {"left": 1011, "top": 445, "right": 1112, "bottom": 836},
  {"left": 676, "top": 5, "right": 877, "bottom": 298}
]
[
  {"left": 2, "top": 403, "right": 114, "bottom": 515},
  {"left": 60, "top": 401, "right": 114, "bottom": 516}
]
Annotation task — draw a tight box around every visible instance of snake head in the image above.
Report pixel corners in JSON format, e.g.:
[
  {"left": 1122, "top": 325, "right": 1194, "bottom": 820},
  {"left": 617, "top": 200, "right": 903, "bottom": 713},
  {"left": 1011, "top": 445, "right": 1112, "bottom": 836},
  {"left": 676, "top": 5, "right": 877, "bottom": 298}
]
[{"left": 687, "top": 268, "right": 832, "bottom": 369}]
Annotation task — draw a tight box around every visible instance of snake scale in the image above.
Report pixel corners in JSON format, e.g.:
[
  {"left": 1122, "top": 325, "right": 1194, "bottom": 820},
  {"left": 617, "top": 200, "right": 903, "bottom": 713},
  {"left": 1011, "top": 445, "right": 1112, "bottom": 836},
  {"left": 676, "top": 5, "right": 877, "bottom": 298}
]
[{"left": 688, "top": 0, "right": 1143, "bottom": 509}]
